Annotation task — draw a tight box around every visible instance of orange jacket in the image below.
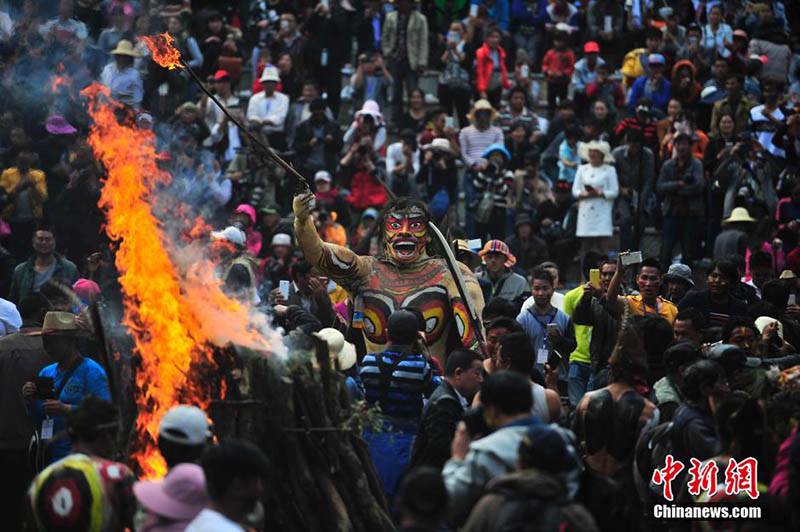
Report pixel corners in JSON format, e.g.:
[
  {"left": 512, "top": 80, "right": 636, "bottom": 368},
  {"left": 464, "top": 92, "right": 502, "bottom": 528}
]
[{"left": 475, "top": 43, "right": 510, "bottom": 93}]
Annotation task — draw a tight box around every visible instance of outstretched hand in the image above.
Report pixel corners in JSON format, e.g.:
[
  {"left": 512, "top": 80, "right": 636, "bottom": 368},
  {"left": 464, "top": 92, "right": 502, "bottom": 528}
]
[{"left": 293, "top": 190, "right": 315, "bottom": 223}]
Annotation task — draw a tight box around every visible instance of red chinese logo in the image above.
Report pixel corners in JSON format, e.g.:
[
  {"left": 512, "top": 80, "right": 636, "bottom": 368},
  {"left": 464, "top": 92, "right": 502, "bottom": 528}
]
[{"left": 652, "top": 455, "right": 760, "bottom": 501}]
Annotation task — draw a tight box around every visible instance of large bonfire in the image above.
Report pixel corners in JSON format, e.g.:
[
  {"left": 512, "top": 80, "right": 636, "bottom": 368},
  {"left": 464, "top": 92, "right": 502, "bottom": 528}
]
[{"left": 82, "top": 84, "right": 272, "bottom": 478}]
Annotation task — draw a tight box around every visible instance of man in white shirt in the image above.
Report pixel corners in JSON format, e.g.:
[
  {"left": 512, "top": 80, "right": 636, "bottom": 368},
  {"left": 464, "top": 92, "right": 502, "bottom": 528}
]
[
  {"left": 186, "top": 440, "right": 268, "bottom": 532},
  {"left": 246, "top": 66, "right": 289, "bottom": 149},
  {"left": 39, "top": 0, "right": 88, "bottom": 44},
  {"left": 386, "top": 130, "right": 420, "bottom": 197},
  {"left": 521, "top": 261, "right": 565, "bottom": 312}
]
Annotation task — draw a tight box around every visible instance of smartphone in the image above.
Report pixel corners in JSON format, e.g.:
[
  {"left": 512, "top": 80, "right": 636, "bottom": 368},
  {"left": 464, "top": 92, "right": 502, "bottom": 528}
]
[
  {"left": 589, "top": 269, "right": 601, "bottom": 290},
  {"left": 469, "top": 3, "right": 479, "bottom": 17},
  {"left": 546, "top": 323, "right": 559, "bottom": 334},
  {"left": 33, "top": 376, "right": 55, "bottom": 400},
  {"left": 789, "top": 293, "right": 796, "bottom": 306},
  {"left": 520, "top": 64, "right": 530, "bottom": 78},
  {"left": 547, "top": 349, "right": 563, "bottom": 370},
  {"left": 621, "top": 251, "right": 643, "bottom": 266},
  {"left": 279, "top": 280, "right": 290, "bottom": 300}
]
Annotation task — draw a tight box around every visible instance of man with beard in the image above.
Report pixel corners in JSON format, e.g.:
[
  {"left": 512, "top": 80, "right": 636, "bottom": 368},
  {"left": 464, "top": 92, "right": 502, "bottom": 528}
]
[
  {"left": 293, "top": 192, "right": 485, "bottom": 361},
  {"left": 607, "top": 254, "right": 678, "bottom": 325}
]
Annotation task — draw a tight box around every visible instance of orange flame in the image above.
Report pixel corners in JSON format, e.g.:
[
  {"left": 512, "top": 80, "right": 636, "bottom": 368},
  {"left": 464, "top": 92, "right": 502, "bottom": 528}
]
[
  {"left": 51, "top": 62, "right": 70, "bottom": 94},
  {"left": 82, "top": 84, "right": 273, "bottom": 479},
  {"left": 142, "top": 32, "right": 184, "bottom": 70}
]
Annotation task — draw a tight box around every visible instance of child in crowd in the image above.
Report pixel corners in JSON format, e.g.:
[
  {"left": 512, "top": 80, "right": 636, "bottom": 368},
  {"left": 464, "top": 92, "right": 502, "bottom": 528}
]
[
  {"left": 557, "top": 125, "right": 583, "bottom": 184},
  {"left": 541, "top": 31, "right": 575, "bottom": 110}
]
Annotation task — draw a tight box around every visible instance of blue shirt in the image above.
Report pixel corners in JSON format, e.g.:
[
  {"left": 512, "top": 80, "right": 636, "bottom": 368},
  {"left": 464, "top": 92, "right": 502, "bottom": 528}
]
[
  {"left": 628, "top": 75, "right": 672, "bottom": 113},
  {"left": 30, "top": 357, "right": 111, "bottom": 464},
  {"left": 360, "top": 348, "right": 439, "bottom": 420}
]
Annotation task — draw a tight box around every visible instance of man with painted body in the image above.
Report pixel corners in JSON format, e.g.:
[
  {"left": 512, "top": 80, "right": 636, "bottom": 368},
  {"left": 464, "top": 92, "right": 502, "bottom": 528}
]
[{"left": 293, "top": 191, "right": 485, "bottom": 360}]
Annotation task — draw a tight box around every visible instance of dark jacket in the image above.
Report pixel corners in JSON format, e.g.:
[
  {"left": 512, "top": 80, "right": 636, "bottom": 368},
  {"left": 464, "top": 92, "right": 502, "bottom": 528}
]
[
  {"left": 292, "top": 118, "right": 344, "bottom": 175},
  {"left": 409, "top": 380, "right": 465, "bottom": 471},
  {"left": 505, "top": 234, "right": 549, "bottom": 274},
  {"left": 9, "top": 254, "right": 79, "bottom": 303},
  {"left": 670, "top": 404, "right": 721, "bottom": 467},
  {"left": 656, "top": 156, "right": 704, "bottom": 217},
  {"left": 462, "top": 469, "right": 599, "bottom": 532},
  {"left": 572, "top": 292, "right": 619, "bottom": 373}
]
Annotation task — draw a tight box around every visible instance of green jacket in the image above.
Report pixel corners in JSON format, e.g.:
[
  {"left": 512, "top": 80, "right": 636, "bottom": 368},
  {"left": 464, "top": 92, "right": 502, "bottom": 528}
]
[{"left": 9, "top": 254, "right": 79, "bottom": 303}]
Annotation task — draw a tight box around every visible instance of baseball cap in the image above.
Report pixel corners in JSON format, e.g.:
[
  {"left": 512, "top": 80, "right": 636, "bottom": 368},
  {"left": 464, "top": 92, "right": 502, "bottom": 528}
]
[
  {"left": 213, "top": 69, "right": 231, "bottom": 81},
  {"left": 648, "top": 53, "right": 666, "bottom": 65},
  {"left": 314, "top": 170, "right": 332, "bottom": 183},
  {"left": 362, "top": 208, "right": 379, "bottom": 220},
  {"left": 583, "top": 41, "right": 600, "bottom": 54},
  {"left": 158, "top": 405, "right": 212, "bottom": 446},
  {"left": 733, "top": 29, "right": 748, "bottom": 39},
  {"left": 271, "top": 233, "right": 292, "bottom": 247},
  {"left": 210, "top": 226, "right": 246, "bottom": 247},
  {"left": 261, "top": 203, "right": 281, "bottom": 215}
]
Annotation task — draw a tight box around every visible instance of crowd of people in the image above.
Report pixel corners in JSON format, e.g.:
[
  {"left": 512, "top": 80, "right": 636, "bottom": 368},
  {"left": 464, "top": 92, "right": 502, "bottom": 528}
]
[{"left": 3, "top": 0, "right": 800, "bottom": 530}]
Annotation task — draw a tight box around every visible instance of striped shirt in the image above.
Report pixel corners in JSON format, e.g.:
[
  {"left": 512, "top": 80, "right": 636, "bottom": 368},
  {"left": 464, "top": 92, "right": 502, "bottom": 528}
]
[
  {"left": 459, "top": 125, "right": 504, "bottom": 167},
  {"left": 360, "top": 348, "right": 439, "bottom": 420}
]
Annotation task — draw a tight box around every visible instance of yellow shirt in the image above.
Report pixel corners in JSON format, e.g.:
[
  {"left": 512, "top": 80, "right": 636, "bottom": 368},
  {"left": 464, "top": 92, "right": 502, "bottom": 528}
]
[
  {"left": 0, "top": 168, "right": 48, "bottom": 219},
  {"left": 626, "top": 295, "right": 678, "bottom": 325}
]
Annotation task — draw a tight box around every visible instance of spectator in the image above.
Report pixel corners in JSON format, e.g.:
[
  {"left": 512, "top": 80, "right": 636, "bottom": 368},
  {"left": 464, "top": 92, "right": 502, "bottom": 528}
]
[
  {"left": 474, "top": 25, "right": 510, "bottom": 109},
  {"left": 505, "top": 213, "right": 548, "bottom": 273},
  {"left": 656, "top": 132, "right": 704, "bottom": 267},
  {"left": 387, "top": 130, "right": 421, "bottom": 197},
  {"left": 615, "top": 99, "right": 659, "bottom": 154},
  {"left": 663, "top": 263, "right": 695, "bottom": 305},
  {"left": 285, "top": 81, "right": 333, "bottom": 150},
  {"left": 26, "top": 396, "right": 136, "bottom": 532},
  {"left": 100, "top": 39, "right": 143, "bottom": 108},
  {"left": 0, "top": 294, "right": 51, "bottom": 530},
  {"left": 660, "top": 8, "right": 687, "bottom": 58},
  {"left": 293, "top": 98, "right": 343, "bottom": 179},
  {"left": 437, "top": 20, "right": 472, "bottom": 128},
  {"left": 557, "top": 125, "right": 582, "bottom": 184},
  {"left": 498, "top": 87, "right": 547, "bottom": 144},
  {"left": 134, "top": 463, "right": 209, "bottom": 532},
  {"left": 201, "top": 70, "right": 240, "bottom": 129},
  {"left": 750, "top": 80, "right": 786, "bottom": 158},
  {"left": 472, "top": 143, "right": 515, "bottom": 239},
  {"left": 656, "top": 98, "right": 683, "bottom": 145},
  {"left": 585, "top": 62, "right": 625, "bottom": 115},
  {"left": 612, "top": 129, "right": 656, "bottom": 251},
  {"left": 699, "top": 3, "right": 733, "bottom": 60},
  {"left": 38, "top": 0, "right": 88, "bottom": 45},
  {"left": 382, "top": 0, "right": 429, "bottom": 124},
  {"left": 715, "top": 135, "right": 779, "bottom": 221},
  {"left": 628, "top": 54, "right": 671, "bottom": 114},
  {"left": 398, "top": 88, "right": 428, "bottom": 134},
  {"left": 410, "top": 348, "right": 484, "bottom": 471},
  {"left": 510, "top": 0, "right": 547, "bottom": 67},
  {"left": 245, "top": 66, "right": 290, "bottom": 150},
  {"left": 158, "top": 404, "right": 213, "bottom": 471},
  {"left": 652, "top": 340, "right": 701, "bottom": 422},
  {"left": 199, "top": 13, "right": 243, "bottom": 80},
  {"left": 343, "top": 100, "right": 388, "bottom": 154},
  {"left": 608, "top": 255, "right": 679, "bottom": 325},
  {"left": 9, "top": 228, "right": 79, "bottom": 303},
  {"left": 541, "top": 30, "right": 575, "bottom": 110},
  {"left": 678, "top": 259, "right": 749, "bottom": 327},
  {"left": 395, "top": 468, "right": 449, "bottom": 531},
  {"left": 710, "top": 74, "right": 756, "bottom": 137},
  {"left": 586, "top": 0, "right": 623, "bottom": 63},
  {"left": 340, "top": 137, "right": 389, "bottom": 213},
  {"left": 670, "top": 60, "right": 701, "bottom": 108},
  {"left": 1, "top": 150, "right": 47, "bottom": 262},
  {"left": 571, "top": 42, "right": 605, "bottom": 112},
  {"left": 417, "top": 138, "right": 458, "bottom": 212},
  {"left": 185, "top": 440, "right": 268, "bottom": 532},
  {"left": 304, "top": 1, "right": 350, "bottom": 117},
  {"left": 443, "top": 370, "right": 539, "bottom": 526},
  {"left": 621, "top": 26, "right": 663, "bottom": 88},
  {"left": 272, "top": 12, "right": 307, "bottom": 81},
  {"left": 572, "top": 140, "right": 619, "bottom": 255},
  {"left": 544, "top": 0, "right": 579, "bottom": 34},
  {"left": 478, "top": 239, "right": 528, "bottom": 302},
  {"left": 351, "top": 52, "right": 392, "bottom": 114},
  {"left": 360, "top": 309, "right": 438, "bottom": 500}
]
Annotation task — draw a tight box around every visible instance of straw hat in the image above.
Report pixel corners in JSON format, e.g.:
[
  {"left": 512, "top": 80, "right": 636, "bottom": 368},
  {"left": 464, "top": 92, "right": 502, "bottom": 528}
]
[
  {"left": 468, "top": 99, "right": 498, "bottom": 122},
  {"left": 579, "top": 140, "right": 614, "bottom": 164},
  {"left": 110, "top": 39, "right": 140, "bottom": 57},
  {"left": 421, "top": 138, "right": 454, "bottom": 154},
  {"left": 27, "top": 311, "right": 90, "bottom": 337},
  {"left": 313, "top": 328, "right": 357, "bottom": 371},
  {"left": 722, "top": 207, "right": 756, "bottom": 225},
  {"left": 779, "top": 270, "right": 797, "bottom": 280}
]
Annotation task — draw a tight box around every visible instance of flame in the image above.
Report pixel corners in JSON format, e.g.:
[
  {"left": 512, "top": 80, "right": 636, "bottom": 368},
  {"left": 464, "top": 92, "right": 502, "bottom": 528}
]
[
  {"left": 82, "top": 84, "right": 273, "bottom": 479},
  {"left": 51, "top": 62, "right": 70, "bottom": 94},
  {"left": 142, "top": 32, "right": 184, "bottom": 70}
]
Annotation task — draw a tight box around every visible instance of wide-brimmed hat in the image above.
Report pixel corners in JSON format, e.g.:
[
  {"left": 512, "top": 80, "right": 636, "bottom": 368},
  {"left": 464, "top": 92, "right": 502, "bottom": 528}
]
[
  {"left": 723, "top": 207, "right": 756, "bottom": 225},
  {"left": 260, "top": 66, "right": 280, "bottom": 83},
  {"left": 422, "top": 138, "right": 454, "bottom": 154},
  {"left": 479, "top": 239, "right": 516, "bottom": 268},
  {"left": 663, "top": 263, "right": 695, "bottom": 287},
  {"left": 468, "top": 99, "right": 497, "bottom": 122},
  {"left": 755, "top": 316, "right": 784, "bottom": 341},
  {"left": 134, "top": 463, "right": 208, "bottom": 521},
  {"left": 779, "top": 270, "right": 797, "bottom": 280},
  {"left": 28, "top": 311, "right": 90, "bottom": 337},
  {"left": 110, "top": 39, "right": 140, "bottom": 57},
  {"left": 313, "top": 328, "right": 357, "bottom": 370},
  {"left": 454, "top": 239, "right": 482, "bottom": 270},
  {"left": 354, "top": 100, "right": 384, "bottom": 123},
  {"left": 579, "top": 140, "right": 614, "bottom": 164},
  {"left": 45, "top": 115, "right": 77, "bottom": 135}
]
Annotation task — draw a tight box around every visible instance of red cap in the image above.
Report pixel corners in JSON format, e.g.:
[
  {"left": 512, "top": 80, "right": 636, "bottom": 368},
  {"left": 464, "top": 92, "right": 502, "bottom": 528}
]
[
  {"left": 583, "top": 41, "right": 600, "bottom": 53},
  {"left": 213, "top": 69, "right": 231, "bottom": 81}
]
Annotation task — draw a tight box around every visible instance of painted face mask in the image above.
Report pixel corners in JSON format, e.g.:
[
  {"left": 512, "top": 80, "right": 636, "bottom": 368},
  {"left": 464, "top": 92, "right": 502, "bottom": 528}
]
[{"left": 383, "top": 209, "right": 428, "bottom": 264}]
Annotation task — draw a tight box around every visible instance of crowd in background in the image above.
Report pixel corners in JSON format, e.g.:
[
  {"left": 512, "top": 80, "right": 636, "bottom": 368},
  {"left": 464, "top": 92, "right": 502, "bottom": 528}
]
[{"left": 3, "top": 0, "right": 800, "bottom": 531}]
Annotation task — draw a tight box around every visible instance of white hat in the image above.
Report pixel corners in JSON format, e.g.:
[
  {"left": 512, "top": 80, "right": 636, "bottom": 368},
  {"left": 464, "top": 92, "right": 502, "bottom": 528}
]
[
  {"left": 270, "top": 233, "right": 292, "bottom": 247},
  {"left": 210, "top": 226, "right": 246, "bottom": 247},
  {"left": 422, "top": 138, "right": 454, "bottom": 154},
  {"left": 260, "top": 66, "right": 280, "bottom": 83},
  {"left": 722, "top": 207, "right": 756, "bottom": 225},
  {"left": 354, "top": 100, "right": 384, "bottom": 123},
  {"left": 313, "top": 328, "right": 357, "bottom": 371},
  {"left": 159, "top": 405, "right": 212, "bottom": 445},
  {"left": 555, "top": 22, "right": 573, "bottom": 33},
  {"left": 314, "top": 170, "right": 332, "bottom": 183},
  {"left": 579, "top": 140, "right": 614, "bottom": 164},
  {"left": 755, "top": 316, "right": 783, "bottom": 341}
]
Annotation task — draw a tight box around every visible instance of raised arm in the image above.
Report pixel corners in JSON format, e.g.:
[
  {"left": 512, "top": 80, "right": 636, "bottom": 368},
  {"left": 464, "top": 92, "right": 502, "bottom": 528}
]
[{"left": 293, "top": 191, "right": 372, "bottom": 287}]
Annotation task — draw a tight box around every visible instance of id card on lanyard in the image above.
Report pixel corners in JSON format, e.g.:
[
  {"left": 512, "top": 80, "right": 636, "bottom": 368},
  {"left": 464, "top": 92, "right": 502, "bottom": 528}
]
[{"left": 534, "top": 312, "right": 555, "bottom": 364}]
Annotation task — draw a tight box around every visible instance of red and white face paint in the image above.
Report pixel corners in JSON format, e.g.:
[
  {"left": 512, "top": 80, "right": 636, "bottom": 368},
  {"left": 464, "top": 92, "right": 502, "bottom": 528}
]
[{"left": 384, "top": 209, "right": 428, "bottom": 264}]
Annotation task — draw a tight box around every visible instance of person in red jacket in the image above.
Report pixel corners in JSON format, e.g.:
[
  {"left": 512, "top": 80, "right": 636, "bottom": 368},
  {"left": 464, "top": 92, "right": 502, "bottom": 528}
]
[
  {"left": 475, "top": 25, "right": 510, "bottom": 108},
  {"left": 541, "top": 30, "right": 575, "bottom": 110}
]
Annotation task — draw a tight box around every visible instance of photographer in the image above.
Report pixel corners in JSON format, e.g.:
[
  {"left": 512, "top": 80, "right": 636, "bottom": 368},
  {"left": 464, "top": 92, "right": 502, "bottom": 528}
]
[
  {"left": 293, "top": 98, "right": 344, "bottom": 179},
  {"left": 351, "top": 52, "right": 391, "bottom": 113},
  {"left": 386, "top": 130, "right": 420, "bottom": 198},
  {"left": 339, "top": 135, "right": 388, "bottom": 212},
  {"left": 714, "top": 132, "right": 779, "bottom": 221},
  {"left": 416, "top": 139, "right": 457, "bottom": 216}
]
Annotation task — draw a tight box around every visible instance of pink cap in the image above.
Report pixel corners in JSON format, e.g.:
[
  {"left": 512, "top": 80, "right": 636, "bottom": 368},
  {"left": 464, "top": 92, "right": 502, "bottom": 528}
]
[
  {"left": 72, "top": 279, "right": 100, "bottom": 300},
  {"left": 235, "top": 204, "right": 256, "bottom": 225},
  {"left": 583, "top": 41, "right": 600, "bottom": 54}
]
